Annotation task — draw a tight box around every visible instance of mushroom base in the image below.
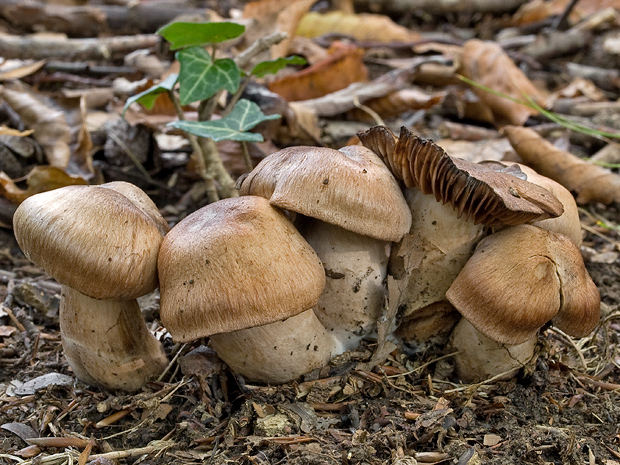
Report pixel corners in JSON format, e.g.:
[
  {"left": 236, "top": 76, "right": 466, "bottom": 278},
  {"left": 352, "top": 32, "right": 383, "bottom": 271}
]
[
  {"left": 60, "top": 286, "right": 169, "bottom": 391},
  {"left": 449, "top": 319, "right": 538, "bottom": 383},
  {"left": 209, "top": 309, "right": 342, "bottom": 384}
]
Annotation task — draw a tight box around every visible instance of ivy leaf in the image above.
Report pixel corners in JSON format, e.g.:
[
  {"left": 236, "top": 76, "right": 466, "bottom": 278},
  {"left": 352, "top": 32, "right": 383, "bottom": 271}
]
[
  {"left": 250, "top": 56, "right": 307, "bottom": 78},
  {"left": 177, "top": 47, "right": 240, "bottom": 105},
  {"left": 168, "top": 99, "right": 281, "bottom": 142},
  {"left": 122, "top": 74, "right": 178, "bottom": 115},
  {"left": 157, "top": 22, "right": 245, "bottom": 50}
]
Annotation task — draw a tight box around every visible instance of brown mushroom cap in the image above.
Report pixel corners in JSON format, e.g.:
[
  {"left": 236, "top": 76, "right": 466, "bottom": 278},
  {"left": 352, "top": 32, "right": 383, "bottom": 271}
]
[
  {"left": 158, "top": 196, "right": 326, "bottom": 342},
  {"left": 237, "top": 145, "right": 411, "bottom": 242},
  {"left": 446, "top": 224, "right": 599, "bottom": 345},
  {"left": 359, "top": 126, "right": 564, "bottom": 227},
  {"left": 13, "top": 182, "right": 166, "bottom": 300}
]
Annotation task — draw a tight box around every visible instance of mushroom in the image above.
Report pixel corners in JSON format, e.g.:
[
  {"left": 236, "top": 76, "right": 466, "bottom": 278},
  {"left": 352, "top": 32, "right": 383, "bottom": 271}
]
[
  {"left": 158, "top": 196, "right": 340, "bottom": 384},
  {"left": 358, "top": 125, "right": 564, "bottom": 227},
  {"left": 389, "top": 187, "right": 486, "bottom": 318},
  {"left": 13, "top": 182, "right": 169, "bottom": 391},
  {"left": 237, "top": 145, "right": 412, "bottom": 351},
  {"left": 445, "top": 224, "right": 600, "bottom": 382}
]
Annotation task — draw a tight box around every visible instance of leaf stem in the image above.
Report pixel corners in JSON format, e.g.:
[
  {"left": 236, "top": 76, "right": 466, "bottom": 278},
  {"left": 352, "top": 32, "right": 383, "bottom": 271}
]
[{"left": 169, "top": 90, "right": 219, "bottom": 203}]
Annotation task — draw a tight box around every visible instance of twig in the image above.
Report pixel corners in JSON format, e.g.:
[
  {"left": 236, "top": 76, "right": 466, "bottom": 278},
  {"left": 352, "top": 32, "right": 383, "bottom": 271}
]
[{"left": 546, "top": 327, "right": 589, "bottom": 372}]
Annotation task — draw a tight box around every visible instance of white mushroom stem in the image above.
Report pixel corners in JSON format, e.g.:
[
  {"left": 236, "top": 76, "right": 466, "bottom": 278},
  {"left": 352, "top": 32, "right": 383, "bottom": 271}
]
[
  {"left": 391, "top": 188, "right": 485, "bottom": 317},
  {"left": 60, "top": 286, "right": 168, "bottom": 391},
  {"left": 209, "top": 309, "right": 341, "bottom": 384},
  {"left": 449, "top": 319, "right": 538, "bottom": 383},
  {"left": 298, "top": 217, "right": 390, "bottom": 352}
]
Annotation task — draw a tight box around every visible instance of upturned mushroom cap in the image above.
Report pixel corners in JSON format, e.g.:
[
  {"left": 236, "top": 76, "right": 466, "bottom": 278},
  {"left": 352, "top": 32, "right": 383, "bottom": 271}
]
[
  {"left": 359, "top": 126, "right": 563, "bottom": 227},
  {"left": 13, "top": 182, "right": 167, "bottom": 300},
  {"left": 446, "top": 224, "right": 600, "bottom": 345},
  {"left": 158, "top": 196, "right": 326, "bottom": 342},
  {"left": 237, "top": 145, "right": 411, "bottom": 242}
]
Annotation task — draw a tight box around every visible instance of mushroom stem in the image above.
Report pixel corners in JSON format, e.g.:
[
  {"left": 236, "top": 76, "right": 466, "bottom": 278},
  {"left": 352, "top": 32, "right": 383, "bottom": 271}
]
[
  {"left": 449, "top": 318, "right": 538, "bottom": 383},
  {"left": 297, "top": 217, "right": 390, "bottom": 352},
  {"left": 209, "top": 309, "right": 341, "bottom": 384},
  {"left": 60, "top": 286, "right": 168, "bottom": 391}
]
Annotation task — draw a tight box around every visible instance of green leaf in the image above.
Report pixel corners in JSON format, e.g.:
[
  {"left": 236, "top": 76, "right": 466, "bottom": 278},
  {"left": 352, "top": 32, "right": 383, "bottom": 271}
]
[
  {"left": 250, "top": 56, "right": 307, "bottom": 78},
  {"left": 168, "top": 99, "right": 281, "bottom": 142},
  {"left": 157, "top": 22, "right": 245, "bottom": 50},
  {"left": 177, "top": 47, "right": 240, "bottom": 104},
  {"left": 122, "top": 74, "right": 178, "bottom": 115}
]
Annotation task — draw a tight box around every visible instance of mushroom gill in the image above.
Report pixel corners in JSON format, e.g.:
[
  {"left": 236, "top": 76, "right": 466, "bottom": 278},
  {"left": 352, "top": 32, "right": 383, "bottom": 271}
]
[{"left": 359, "top": 126, "right": 564, "bottom": 227}]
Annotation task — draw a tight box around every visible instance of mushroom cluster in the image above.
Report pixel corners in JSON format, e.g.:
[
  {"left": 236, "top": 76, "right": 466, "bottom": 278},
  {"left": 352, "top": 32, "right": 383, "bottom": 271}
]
[
  {"left": 158, "top": 145, "right": 413, "bottom": 383},
  {"left": 359, "top": 126, "right": 601, "bottom": 382},
  {"left": 12, "top": 124, "right": 601, "bottom": 388}
]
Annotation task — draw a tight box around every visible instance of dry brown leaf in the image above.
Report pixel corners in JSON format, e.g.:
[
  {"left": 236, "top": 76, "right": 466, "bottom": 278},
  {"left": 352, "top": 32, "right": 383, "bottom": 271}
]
[
  {"left": 243, "top": 0, "right": 315, "bottom": 59},
  {"left": 297, "top": 11, "right": 420, "bottom": 43},
  {"left": 269, "top": 42, "right": 368, "bottom": 101},
  {"left": 0, "top": 85, "right": 71, "bottom": 168},
  {"left": 550, "top": 77, "right": 607, "bottom": 102},
  {"left": 347, "top": 87, "right": 446, "bottom": 122},
  {"left": 0, "top": 59, "right": 46, "bottom": 81},
  {"left": 0, "top": 126, "right": 33, "bottom": 137},
  {"left": 458, "top": 39, "right": 547, "bottom": 126},
  {"left": 503, "top": 125, "right": 620, "bottom": 204},
  {"left": 0, "top": 166, "right": 88, "bottom": 204},
  {"left": 512, "top": 0, "right": 620, "bottom": 26}
]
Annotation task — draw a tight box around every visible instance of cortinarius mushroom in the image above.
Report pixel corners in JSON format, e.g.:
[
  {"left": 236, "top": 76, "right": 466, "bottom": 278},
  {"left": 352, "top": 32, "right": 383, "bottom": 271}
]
[
  {"left": 237, "top": 145, "right": 412, "bottom": 351},
  {"left": 158, "top": 196, "right": 340, "bottom": 384},
  {"left": 446, "top": 224, "right": 600, "bottom": 382},
  {"left": 13, "top": 182, "right": 169, "bottom": 391},
  {"left": 358, "top": 126, "right": 564, "bottom": 227}
]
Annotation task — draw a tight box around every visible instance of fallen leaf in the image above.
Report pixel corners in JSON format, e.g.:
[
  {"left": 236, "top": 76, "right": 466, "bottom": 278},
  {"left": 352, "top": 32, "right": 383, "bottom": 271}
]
[
  {"left": 0, "top": 325, "right": 17, "bottom": 336},
  {"left": 0, "top": 59, "right": 46, "bottom": 81},
  {"left": 458, "top": 39, "right": 547, "bottom": 126},
  {"left": 243, "top": 0, "right": 315, "bottom": 59},
  {"left": 503, "top": 125, "right": 620, "bottom": 204},
  {"left": 0, "top": 165, "right": 88, "bottom": 204},
  {"left": 512, "top": 0, "right": 620, "bottom": 26},
  {"left": 269, "top": 42, "right": 368, "bottom": 101},
  {"left": 297, "top": 10, "right": 420, "bottom": 43},
  {"left": 0, "top": 84, "right": 71, "bottom": 168},
  {"left": 346, "top": 87, "right": 446, "bottom": 122},
  {"left": 0, "top": 126, "right": 33, "bottom": 137}
]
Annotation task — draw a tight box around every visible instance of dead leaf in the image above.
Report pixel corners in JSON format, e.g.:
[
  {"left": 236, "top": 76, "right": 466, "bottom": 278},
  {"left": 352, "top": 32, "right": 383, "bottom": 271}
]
[
  {"left": 0, "top": 126, "right": 33, "bottom": 137},
  {"left": 269, "top": 42, "right": 368, "bottom": 101},
  {"left": 503, "top": 125, "right": 620, "bottom": 204},
  {"left": 347, "top": 87, "right": 446, "bottom": 122},
  {"left": 0, "top": 84, "right": 71, "bottom": 168},
  {"left": 0, "top": 59, "right": 45, "bottom": 81},
  {"left": 297, "top": 10, "right": 420, "bottom": 43},
  {"left": 243, "top": 0, "right": 315, "bottom": 59},
  {"left": 458, "top": 39, "right": 547, "bottom": 126},
  {"left": 0, "top": 165, "right": 88, "bottom": 204},
  {"left": 0, "top": 325, "right": 17, "bottom": 336},
  {"left": 512, "top": 0, "right": 620, "bottom": 26}
]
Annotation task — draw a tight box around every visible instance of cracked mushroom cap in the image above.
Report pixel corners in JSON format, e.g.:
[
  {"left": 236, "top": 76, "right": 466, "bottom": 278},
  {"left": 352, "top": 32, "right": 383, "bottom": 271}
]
[
  {"left": 158, "top": 196, "right": 326, "bottom": 342},
  {"left": 13, "top": 182, "right": 168, "bottom": 300},
  {"left": 359, "top": 126, "right": 563, "bottom": 227},
  {"left": 445, "top": 224, "right": 600, "bottom": 345},
  {"left": 237, "top": 145, "right": 411, "bottom": 242}
]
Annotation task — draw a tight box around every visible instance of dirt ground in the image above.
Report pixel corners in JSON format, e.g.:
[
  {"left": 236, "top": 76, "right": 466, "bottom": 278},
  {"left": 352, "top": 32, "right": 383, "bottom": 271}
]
[{"left": 0, "top": 206, "right": 619, "bottom": 464}]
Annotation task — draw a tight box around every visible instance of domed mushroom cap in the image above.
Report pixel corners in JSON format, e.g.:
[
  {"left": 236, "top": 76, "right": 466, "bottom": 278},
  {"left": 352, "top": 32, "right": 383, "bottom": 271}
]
[
  {"left": 158, "top": 196, "right": 326, "bottom": 342},
  {"left": 446, "top": 224, "right": 599, "bottom": 345},
  {"left": 237, "top": 145, "right": 411, "bottom": 242},
  {"left": 359, "top": 126, "right": 563, "bottom": 227},
  {"left": 13, "top": 183, "right": 167, "bottom": 300}
]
